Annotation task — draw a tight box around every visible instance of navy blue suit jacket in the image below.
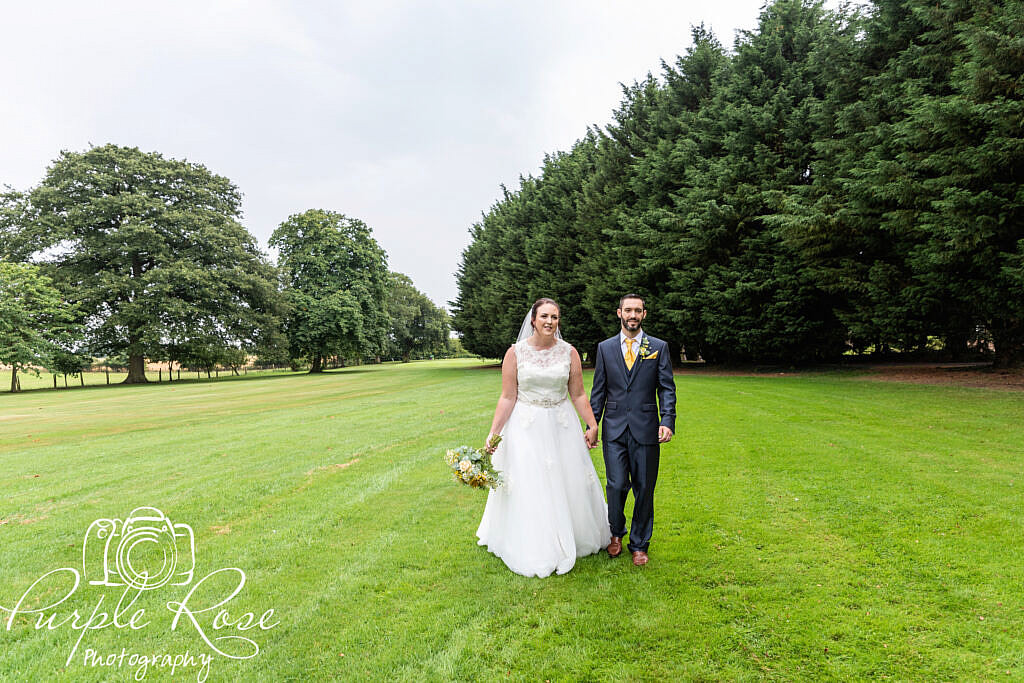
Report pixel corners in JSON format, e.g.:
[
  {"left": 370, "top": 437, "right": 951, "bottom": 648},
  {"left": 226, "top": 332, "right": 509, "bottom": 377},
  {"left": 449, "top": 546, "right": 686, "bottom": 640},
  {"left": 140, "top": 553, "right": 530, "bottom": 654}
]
[{"left": 590, "top": 333, "right": 677, "bottom": 445}]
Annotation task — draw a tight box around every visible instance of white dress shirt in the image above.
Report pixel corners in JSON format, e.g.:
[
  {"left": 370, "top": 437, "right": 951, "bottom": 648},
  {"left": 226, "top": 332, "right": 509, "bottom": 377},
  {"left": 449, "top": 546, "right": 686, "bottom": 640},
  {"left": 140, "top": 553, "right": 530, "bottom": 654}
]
[{"left": 619, "top": 329, "right": 645, "bottom": 362}]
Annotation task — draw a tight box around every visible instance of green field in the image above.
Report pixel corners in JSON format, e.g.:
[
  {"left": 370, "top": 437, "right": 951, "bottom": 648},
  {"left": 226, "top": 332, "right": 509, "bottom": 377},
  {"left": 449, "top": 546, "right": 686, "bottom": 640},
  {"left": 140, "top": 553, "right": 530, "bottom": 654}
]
[
  {"left": 1, "top": 360, "right": 1023, "bottom": 681},
  {"left": 10, "top": 367, "right": 291, "bottom": 391}
]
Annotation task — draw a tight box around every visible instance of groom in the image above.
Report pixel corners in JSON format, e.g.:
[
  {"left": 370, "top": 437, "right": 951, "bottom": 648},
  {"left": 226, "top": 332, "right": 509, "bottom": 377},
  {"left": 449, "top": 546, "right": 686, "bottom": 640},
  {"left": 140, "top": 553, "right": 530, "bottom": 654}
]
[{"left": 589, "top": 294, "right": 676, "bottom": 566}]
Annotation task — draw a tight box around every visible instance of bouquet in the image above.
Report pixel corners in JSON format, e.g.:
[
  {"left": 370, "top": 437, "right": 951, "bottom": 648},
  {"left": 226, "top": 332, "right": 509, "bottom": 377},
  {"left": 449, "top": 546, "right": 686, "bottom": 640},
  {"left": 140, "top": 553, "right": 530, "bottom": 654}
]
[{"left": 445, "top": 434, "right": 504, "bottom": 489}]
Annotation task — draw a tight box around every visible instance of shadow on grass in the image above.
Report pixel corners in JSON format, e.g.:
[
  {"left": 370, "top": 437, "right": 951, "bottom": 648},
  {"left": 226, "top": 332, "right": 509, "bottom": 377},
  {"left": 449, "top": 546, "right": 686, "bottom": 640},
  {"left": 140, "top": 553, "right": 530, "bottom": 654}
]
[
  {"left": 5, "top": 365, "right": 381, "bottom": 395},
  {"left": 441, "top": 360, "right": 501, "bottom": 370}
]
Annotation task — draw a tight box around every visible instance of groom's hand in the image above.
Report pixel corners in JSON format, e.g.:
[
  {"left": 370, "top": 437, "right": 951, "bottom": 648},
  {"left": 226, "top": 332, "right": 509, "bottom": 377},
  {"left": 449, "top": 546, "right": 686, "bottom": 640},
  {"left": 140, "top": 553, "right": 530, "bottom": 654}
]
[
  {"left": 584, "top": 426, "right": 599, "bottom": 449},
  {"left": 658, "top": 426, "right": 673, "bottom": 443}
]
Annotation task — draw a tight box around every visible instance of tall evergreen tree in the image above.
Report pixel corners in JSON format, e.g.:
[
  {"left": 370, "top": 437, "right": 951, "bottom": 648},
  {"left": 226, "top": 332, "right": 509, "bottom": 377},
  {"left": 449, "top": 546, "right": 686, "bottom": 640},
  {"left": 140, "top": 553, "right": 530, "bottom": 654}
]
[
  {"left": 903, "top": 0, "right": 1024, "bottom": 365},
  {"left": 451, "top": 189, "right": 532, "bottom": 359},
  {"left": 831, "top": 0, "right": 967, "bottom": 355},
  {"left": 663, "top": 0, "right": 849, "bottom": 362},
  {"left": 608, "top": 26, "right": 731, "bottom": 359},
  {"left": 577, "top": 76, "right": 669, "bottom": 356},
  {"left": 453, "top": 0, "right": 1021, "bottom": 366},
  {"left": 521, "top": 136, "right": 606, "bottom": 352},
  {"left": 770, "top": 1, "right": 909, "bottom": 355}
]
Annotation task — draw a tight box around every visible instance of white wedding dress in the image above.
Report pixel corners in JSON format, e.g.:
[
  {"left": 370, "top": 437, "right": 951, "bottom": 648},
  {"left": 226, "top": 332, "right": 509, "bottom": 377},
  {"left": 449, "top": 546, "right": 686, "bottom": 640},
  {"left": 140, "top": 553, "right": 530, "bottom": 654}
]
[{"left": 476, "top": 338, "right": 611, "bottom": 577}]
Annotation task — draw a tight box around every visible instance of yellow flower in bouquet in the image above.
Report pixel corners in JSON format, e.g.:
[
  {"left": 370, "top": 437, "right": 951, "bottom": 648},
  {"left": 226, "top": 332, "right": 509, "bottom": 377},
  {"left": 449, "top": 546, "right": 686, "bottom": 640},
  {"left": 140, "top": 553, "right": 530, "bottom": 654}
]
[{"left": 445, "top": 434, "right": 504, "bottom": 490}]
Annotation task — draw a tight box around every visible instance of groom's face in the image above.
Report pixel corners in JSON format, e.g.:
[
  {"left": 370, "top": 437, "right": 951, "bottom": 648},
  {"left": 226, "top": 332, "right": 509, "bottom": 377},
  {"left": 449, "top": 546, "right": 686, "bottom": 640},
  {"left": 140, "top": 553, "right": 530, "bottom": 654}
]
[{"left": 617, "top": 298, "right": 646, "bottom": 333}]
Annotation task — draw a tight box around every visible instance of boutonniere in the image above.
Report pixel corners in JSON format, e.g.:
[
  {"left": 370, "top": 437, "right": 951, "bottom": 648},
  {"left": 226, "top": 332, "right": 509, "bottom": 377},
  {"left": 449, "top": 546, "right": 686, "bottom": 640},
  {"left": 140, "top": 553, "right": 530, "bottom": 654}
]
[{"left": 638, "top": 336, "right": 657, "bottom": 360}]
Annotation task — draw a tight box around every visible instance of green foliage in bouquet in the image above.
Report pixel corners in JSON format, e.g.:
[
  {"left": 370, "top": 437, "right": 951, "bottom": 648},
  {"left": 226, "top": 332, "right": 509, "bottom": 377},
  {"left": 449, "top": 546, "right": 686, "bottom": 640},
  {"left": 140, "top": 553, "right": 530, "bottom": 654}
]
[{"left": 445, "top": 434, "right": 503, "bottom": 489}]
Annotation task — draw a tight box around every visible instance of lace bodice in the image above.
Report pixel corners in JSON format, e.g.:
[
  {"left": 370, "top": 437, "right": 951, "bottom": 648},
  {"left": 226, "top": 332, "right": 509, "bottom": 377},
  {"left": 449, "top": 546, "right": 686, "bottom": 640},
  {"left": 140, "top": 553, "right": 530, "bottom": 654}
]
[{"left": 514, "top": 338, "right": 571, "bottom": 406}]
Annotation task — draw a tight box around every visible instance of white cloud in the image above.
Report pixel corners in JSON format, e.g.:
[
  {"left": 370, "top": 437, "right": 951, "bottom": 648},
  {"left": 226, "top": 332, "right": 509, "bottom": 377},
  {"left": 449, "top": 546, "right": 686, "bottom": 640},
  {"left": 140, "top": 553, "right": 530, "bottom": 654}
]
[{"left": 1, "top": 0, "right": 840, "bottom": 306}]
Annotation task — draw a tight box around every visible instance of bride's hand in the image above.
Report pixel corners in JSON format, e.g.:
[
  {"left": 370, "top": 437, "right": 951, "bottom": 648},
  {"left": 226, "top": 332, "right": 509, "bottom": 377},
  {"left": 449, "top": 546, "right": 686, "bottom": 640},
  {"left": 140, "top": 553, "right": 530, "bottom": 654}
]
[{"left": 485, "top": 432, "right": 498, "bottom": 454}]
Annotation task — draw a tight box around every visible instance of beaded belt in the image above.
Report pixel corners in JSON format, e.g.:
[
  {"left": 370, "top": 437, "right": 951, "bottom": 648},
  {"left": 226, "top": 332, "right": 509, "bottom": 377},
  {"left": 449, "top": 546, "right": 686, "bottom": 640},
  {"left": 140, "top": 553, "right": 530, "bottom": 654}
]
[{"left": 518, "top": 395, "right": 568, "bottom": 408}]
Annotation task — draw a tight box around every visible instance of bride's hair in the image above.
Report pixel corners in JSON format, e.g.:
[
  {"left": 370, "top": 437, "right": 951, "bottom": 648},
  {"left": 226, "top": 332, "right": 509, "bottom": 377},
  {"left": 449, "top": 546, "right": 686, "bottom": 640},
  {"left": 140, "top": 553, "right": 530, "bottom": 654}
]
[{"left": 530, "top": 298, "right": 560, "bottom": 331}]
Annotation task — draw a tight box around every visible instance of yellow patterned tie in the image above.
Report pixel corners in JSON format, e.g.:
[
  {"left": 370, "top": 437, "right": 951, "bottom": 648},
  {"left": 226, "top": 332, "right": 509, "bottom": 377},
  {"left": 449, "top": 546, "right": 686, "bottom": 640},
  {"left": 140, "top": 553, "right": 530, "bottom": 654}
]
[{"left": 625, "top": 338, "right": 636, "bottom": 370}]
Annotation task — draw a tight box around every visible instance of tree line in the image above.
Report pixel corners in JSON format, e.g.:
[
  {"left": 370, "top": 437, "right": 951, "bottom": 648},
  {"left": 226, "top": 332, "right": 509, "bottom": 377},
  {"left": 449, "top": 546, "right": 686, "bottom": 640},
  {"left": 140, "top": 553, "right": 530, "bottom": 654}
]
[
  {"left": 0, "top": 145, "right": 451, "bottom": 391},
  {"left": 451, "top": 0, "right": 1023, "bottom": 367}
]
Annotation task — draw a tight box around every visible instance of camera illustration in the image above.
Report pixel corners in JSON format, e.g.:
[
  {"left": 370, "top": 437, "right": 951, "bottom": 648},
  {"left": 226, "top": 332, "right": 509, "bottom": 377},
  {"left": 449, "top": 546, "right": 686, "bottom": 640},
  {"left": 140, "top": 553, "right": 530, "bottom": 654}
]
[{"left": 83, "top": 506, "right": 195, "bottom": 590}]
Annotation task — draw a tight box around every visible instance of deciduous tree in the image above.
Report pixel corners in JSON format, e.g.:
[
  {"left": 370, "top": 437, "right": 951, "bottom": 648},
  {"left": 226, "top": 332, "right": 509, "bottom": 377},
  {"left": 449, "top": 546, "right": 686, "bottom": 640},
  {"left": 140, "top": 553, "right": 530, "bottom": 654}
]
[
  {"left": 25, "top": 144, "right": 282, "bottom": 382},
  {"left": 386, "top": 272, "right": 450, "bottom": 361},
  {"left": 270, "top": 210, "right": 390, "bottom": 372},
  {"left": 0, "top": 263, "right": 80, "bottom": 392}
]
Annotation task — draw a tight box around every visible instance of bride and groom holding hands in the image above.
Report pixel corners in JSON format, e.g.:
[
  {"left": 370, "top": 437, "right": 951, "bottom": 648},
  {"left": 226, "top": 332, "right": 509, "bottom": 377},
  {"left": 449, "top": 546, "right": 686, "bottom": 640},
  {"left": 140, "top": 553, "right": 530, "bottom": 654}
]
[{"left": 476, "top": 294, "right": 677, "bottom": 577}]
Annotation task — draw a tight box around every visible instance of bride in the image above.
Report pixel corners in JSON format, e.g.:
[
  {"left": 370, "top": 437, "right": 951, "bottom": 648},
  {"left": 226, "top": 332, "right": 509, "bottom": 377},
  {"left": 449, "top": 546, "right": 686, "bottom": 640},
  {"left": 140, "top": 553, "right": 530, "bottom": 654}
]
[{"left": 476, "top": 298, "right": 611, "bottom": 577}]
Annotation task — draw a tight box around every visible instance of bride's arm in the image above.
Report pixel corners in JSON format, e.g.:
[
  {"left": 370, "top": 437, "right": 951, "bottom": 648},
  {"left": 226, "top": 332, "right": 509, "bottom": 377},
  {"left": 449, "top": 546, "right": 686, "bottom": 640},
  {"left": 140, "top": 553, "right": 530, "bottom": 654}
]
[
  {"left": 486, "top": 346, "right": 518, "bottom": 451},
  {"left": 568, "top": 347, "right": 599, "bottom": 446}
]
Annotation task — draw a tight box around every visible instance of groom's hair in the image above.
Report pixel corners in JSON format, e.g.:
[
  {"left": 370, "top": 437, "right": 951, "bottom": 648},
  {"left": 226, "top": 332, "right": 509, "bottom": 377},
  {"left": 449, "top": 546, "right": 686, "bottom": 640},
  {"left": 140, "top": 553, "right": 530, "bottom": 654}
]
[{"left": 619, "top": 293, "right": 645, "bottom": 309}]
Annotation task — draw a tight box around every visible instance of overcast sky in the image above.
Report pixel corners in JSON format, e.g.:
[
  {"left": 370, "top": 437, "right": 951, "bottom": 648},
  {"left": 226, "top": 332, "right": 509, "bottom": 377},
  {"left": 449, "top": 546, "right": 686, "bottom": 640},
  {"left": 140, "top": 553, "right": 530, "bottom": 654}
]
[{"left": 1, "top": 1, "right": 838, "bottom": 307}]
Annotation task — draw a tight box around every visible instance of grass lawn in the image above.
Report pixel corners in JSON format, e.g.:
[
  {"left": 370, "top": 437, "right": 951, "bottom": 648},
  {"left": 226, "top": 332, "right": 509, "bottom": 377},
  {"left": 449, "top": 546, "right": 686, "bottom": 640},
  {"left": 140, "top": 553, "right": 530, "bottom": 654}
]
[
  {"left": 1, "top": 360, "right": 1023, "bottom": 680},
  {"left": 11, "top": 367, "right": 293, "bottom": 391}
]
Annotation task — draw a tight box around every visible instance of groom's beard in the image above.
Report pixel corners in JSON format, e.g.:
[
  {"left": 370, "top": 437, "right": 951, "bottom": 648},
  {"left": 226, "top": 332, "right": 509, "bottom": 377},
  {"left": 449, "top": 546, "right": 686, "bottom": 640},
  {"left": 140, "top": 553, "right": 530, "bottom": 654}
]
[{"left": 621, "top": 317, "right": 641, "bottom": 331}]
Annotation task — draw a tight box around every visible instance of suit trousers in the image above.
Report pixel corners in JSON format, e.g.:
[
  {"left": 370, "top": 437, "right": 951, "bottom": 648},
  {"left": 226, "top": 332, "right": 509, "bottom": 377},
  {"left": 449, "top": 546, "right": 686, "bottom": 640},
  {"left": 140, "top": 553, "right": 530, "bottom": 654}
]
[{"left": 602, "top": 427, "right": 659, "bottom": 552}]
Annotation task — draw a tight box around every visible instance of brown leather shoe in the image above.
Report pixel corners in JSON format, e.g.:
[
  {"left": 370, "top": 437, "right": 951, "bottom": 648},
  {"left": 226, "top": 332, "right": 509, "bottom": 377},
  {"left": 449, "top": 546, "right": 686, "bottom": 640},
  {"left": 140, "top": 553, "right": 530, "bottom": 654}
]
[
  {"left": 632, "top": 550, "right": 649, "bottom": 566},
  {"left": 607, "top": 537, "right": 622, "bottom": 558}
]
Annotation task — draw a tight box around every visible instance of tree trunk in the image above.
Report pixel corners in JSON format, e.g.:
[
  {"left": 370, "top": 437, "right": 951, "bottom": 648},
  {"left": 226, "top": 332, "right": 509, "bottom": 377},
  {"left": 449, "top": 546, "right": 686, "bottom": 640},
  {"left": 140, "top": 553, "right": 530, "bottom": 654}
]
[
  {"left": 992, "top": 319, "right": 1024, "bottom": 368},
  {"left": 106, "top": 369, "right": 110, "bottom": 384},
  {"left": 80, "top": 373, "right": 85, "bottom": 387},
  {"left": 10, "top": 367, "right": 17, "bottom": 393},
  {"left": 53, "top": 375, "right": 57, "bottom": 389},
  {"left": 669, "top": 340, "right": 683, "bottom": 367},
  {"left": 64, "top": 374, "right": 68, "bottom": 388},
  {"left": 123, "top": 354, "right": 149, "bottom": 383},
  {"left": 993, "top": 348, "right": 1021, "bottom": 368},
  {"left": 310, "top": 353, "right": 324, "bottom": 373},
  {"left": 159, "top": 368, "right": 162, "bottom": 382},
  {"left": 944, "top": 331, "right": 970, "bottom": 362}
]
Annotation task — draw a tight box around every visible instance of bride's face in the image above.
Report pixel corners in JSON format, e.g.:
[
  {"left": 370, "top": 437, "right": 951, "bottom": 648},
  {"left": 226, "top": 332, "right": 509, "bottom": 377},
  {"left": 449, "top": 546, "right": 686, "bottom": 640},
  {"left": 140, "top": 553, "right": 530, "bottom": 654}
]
[{"left": 533, "top": 304, "right": 560, "bottom": 339}]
